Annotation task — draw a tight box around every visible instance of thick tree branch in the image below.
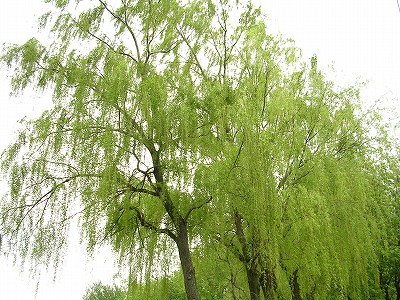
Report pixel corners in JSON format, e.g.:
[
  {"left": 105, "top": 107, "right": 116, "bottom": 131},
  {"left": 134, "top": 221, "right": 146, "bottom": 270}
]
[
  {"left": 125, "top": 184, "right": 158, "bottom": 197},
  {"left": 129, "top": 206, "right": 176, "bottom": 240},
  {"left": 184, "top": 196, "right": 212, "bottom": 221},
  {"left": 234, "top": 211, "right": 248, "bottom": 263}
]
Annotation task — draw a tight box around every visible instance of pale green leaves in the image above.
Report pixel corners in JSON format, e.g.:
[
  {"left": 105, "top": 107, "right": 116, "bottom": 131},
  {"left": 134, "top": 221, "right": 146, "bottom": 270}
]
[
  {"left": 0, "top": 0, "right": 396, "bottom": 298},
  {"left": 1, "top": 38, "right": 45, "bottom": 92}
]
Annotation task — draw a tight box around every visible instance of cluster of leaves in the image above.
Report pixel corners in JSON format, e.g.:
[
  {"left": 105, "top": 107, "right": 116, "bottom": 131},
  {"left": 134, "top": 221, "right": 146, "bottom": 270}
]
[
  {"left": 83, "top": 269, "right": 228, "bottom": 300},
  {"left": 0, "top": 0, "right": 399, "bottom": 299},
  {"left": 83, "top": 281, "right": 125, "bottom": 300}
]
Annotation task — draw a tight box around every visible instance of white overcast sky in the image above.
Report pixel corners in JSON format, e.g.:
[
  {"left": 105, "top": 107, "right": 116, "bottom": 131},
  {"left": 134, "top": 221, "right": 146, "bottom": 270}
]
[{"left": 1, "top": 0, "right": 399, "bottom": 299}]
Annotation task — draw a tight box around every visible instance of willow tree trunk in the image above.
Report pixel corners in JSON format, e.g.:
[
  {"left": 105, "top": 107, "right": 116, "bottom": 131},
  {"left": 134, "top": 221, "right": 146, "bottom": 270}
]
[
  {"left": 246, "top": 263, "right": 261, "bottom": 300},
  {"left": 176, "top": 221, "right": 200, "bottom": 300},
  {"left": 234, "top": 212, "right": 261, "bottom": 300},
  {"left": 153, "top": 155, "right": 200, "bottom": 300},
  {"left": 260, "top": 269, "right": 275, "bottom": 300},
  {"left": 290, "top": 269, "right": 302, "bottom": 300},
  {"left": 395, "top": 277, "right": 400, "bottom": 300}
]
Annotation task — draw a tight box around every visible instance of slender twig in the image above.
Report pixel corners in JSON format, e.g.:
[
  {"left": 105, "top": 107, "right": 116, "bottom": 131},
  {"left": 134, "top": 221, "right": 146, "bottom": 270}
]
[
  {"left": 176, "top": 26, "right": 207, "bottom": 78},
  {"left": 231, "top": 139, "right": 245, "bottom": 169},
  {"left": 99, "top": 0, "right": 141, "bottom": 62}
]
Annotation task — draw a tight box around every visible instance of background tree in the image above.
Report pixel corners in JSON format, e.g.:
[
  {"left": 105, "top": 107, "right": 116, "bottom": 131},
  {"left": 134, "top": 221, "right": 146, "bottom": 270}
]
[
  {"left": 378, "top": 150, "right": 400, "bottom": 300},
  {"left": 83, "top": 282, "right": 125, "bottom": 300},
  {"left": 185, "top": 9, "right": 396, "bottom": 300},
  {"left": 187, "top": 6, "right": 394, "bottom": 299}
]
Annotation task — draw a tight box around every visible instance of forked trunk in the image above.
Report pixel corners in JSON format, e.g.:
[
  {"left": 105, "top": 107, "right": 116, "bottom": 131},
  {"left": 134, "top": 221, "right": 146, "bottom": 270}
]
[{"left": 176, "top": 221, "right": 200, "bottom": 300}]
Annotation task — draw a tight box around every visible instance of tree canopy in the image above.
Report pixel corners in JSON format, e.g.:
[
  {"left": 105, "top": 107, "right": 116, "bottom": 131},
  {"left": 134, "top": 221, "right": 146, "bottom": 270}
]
[{"left": 0, "top": 0, "right": 398, "bottom": 299}]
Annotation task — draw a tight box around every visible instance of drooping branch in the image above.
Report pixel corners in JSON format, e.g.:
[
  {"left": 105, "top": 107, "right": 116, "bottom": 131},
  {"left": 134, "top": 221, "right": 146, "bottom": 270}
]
[
  {"left": 231, "top": 139, "right": 245, "bottom": 170},
  {"left": 113, "top": 100, "right": 155, "bottom": 153},
  {"left": 176, "top": 26, "right": 207, "bottom": 79},
  {"left": 12, "top": 176, "right": 77, "bottom": 233},
  {"left": 65, "top": 10, "right": 138, "bottom": 63},
  {"left": 84, "top": 25, "right": 138, "bottom": 63}
]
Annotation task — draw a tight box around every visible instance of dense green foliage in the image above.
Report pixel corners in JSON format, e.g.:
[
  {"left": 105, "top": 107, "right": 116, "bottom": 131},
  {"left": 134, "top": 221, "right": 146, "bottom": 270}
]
[
  {"left": 0, "top": 0, "right": 398, "bottom": 299},
  {"left": 83, "top": 282, "right": 125, "bottom": 300}
]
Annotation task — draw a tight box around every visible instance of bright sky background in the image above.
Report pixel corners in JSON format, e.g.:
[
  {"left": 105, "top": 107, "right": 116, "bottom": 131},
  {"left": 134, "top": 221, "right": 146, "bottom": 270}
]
[{"left": 0, "top": 0, "right": 399, "bottom": 299}]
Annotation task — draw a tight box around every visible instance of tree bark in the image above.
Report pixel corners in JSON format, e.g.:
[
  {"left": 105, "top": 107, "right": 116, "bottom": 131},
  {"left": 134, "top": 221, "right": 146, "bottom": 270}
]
[
  {"left": 385, "top": 286, "right": 390, "bottom": 300},
  {"left": 396, "top": 277, "right": 400, "bottom": 300},
  {"left": 234, "top": 211, "right": 261, "bottom": 300},
  {"left": 260, "top": 269, "right": 274, "bottom": 300},
  {"left": 246, "top": 262, "right": 261, "bottom": 300},
  {"left": 290, "top": 269, "right": 302, "bottom": 300},
  {"left": 152, "top": 152, "right": 200, "bottom": 300},
  {"left": 175, "top": 220, "right": 201, "bottom": 300}
]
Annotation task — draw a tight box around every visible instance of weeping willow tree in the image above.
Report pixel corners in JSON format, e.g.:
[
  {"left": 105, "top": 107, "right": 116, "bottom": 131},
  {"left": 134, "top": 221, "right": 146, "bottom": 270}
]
[
  {"left": 0, "top": 0, "right": 394, "bottom": 299},
  {"left": 0, "top": 1, "right": 268, "bottom": 299},
  {"left": 189, "top": 7, "right": 393, "bottom": 299}
]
